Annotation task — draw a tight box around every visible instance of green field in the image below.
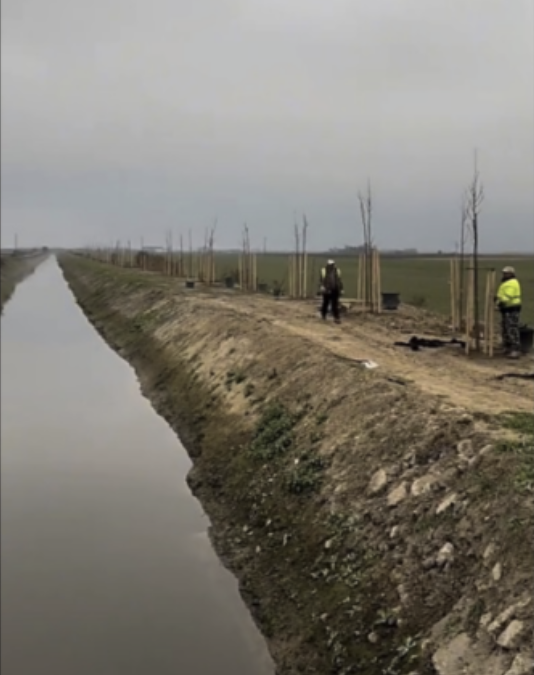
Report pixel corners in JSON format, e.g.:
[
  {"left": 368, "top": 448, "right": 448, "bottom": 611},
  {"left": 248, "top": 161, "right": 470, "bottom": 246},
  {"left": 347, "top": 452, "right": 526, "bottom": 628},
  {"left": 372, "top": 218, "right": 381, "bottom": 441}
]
[{"left": 212, "top": 253, "right": 534, "bottom": 323}]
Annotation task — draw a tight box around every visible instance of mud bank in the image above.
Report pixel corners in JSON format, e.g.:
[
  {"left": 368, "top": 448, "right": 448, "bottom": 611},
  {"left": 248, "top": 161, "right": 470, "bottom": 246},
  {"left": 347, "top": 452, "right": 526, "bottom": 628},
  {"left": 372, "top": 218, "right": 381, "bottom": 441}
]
[
  {"left": 1, "top": 252, "right": 49, "bottom": 312},
  {"left": 59, "top": 254, "right": 533, "bottom": 675}
]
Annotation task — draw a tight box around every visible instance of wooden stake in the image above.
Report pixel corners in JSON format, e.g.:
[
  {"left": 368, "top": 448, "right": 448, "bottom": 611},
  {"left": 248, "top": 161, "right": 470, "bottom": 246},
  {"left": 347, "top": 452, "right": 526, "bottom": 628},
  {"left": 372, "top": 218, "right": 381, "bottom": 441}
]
[
  {"left": 484, "top": 270, "right": 496, "bottom": 357},
  {"left": 489, "top": 270, "right": 495, "bottom": 357},
  {"left": 303, "top": 252, "right": 308, "bottom": 298},
  {"left": 465, "top": 268, "right": 475, "bottom": 354},
  {"left": 358, "top": 255, "right": 363, "bottom": 304},
  {"left": 450, "top": 258, "right": 459, "bottom": 332},
  {"left": 252, "top": 253, "right": 257, "bottom": 292},
  {"left": 374, "top": 249, "right": 382, "bottom": 313}
]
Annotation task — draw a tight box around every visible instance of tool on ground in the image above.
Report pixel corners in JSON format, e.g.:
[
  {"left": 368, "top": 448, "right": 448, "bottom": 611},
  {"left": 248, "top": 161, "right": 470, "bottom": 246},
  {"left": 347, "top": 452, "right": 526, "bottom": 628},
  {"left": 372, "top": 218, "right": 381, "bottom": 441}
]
[{"left": 394, "top": 336, "right": 466, "bottom": 351}]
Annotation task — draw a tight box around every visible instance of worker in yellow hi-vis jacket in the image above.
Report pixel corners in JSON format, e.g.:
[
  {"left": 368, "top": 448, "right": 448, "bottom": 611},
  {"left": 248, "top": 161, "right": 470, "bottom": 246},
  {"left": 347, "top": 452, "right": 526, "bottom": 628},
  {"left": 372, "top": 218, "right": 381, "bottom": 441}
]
[
  {"left": 495, "top": 266, "right": 522, "bottom": 359},
  {"left": 319, "top": 259, "right": 343, "bottom": 323}
]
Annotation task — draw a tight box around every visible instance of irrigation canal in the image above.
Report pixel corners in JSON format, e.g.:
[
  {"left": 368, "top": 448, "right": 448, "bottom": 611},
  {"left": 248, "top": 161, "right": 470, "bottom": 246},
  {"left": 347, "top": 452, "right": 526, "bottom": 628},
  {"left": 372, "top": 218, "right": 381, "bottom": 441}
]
[{"left": 1, "top": 257, "right": 274, "bottom": 675}]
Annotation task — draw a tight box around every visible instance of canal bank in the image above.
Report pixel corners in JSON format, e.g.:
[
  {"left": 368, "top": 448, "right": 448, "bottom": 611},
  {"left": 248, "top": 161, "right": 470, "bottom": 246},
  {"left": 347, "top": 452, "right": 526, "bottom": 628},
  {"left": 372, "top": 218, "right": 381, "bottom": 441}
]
[
  {"left": 58, "top": 254, "right": 534, "bottom": 675},
  {"left": 0, "top": 250, "right": 49, "bottom": 312},
  {"left": 1, "top": 257, "right": 274, "bottom": 675}
]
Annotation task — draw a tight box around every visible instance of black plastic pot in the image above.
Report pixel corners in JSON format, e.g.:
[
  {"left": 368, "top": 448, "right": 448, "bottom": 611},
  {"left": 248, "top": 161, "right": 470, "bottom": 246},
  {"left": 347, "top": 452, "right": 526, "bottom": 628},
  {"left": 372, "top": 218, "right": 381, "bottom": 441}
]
[
  {"left": 520, "top": 326, "right": 534, "bottom": 354},
  {"left": 224, "top": 276, "right": 235, "bottom": 288},
  {"left": 258, "top": 282, "right": 268, "bottom": 293},
  {"left": 381, "top": 292, "right": 401, "bottom": 311},
  {"left": 185, "top": 280, "right": 195, "bottom": 289}
]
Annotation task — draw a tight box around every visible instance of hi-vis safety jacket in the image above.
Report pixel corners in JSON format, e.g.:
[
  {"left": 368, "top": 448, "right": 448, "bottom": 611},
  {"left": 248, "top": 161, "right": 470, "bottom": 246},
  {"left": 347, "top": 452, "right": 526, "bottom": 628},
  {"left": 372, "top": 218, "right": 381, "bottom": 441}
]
[
  {"left": 496, "top": 278, "right": 521, "bottom": 311},
  {"left": 320, "top": 266, "right": 343, "bottom": 293}
]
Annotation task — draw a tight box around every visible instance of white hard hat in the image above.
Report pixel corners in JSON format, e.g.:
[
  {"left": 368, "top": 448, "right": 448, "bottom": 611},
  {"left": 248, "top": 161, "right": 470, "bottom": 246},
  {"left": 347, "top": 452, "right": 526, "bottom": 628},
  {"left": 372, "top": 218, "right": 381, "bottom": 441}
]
[
  {"left": 327, "top": 259, "right": 335, "bottom": 265},
  {"left": 502, "top": 266, "right": 515, "bottom": 274}
]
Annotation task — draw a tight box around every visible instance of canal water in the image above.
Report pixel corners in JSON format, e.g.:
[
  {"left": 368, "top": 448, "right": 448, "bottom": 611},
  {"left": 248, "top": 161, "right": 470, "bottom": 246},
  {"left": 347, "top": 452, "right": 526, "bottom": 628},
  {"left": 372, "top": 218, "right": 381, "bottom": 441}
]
[{"left": 1, "top": 257, "right": 274, "bottom": 675}]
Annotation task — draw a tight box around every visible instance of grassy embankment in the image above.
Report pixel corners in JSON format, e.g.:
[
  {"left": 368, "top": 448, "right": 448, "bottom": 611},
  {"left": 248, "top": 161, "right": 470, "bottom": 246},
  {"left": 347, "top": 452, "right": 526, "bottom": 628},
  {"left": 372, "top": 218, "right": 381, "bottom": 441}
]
[
  {"left": 59, "top": 253, "right": 533, "bottom": 675},
  {"left": 0, "top": 251, "right": 49, "bottom": 312}
]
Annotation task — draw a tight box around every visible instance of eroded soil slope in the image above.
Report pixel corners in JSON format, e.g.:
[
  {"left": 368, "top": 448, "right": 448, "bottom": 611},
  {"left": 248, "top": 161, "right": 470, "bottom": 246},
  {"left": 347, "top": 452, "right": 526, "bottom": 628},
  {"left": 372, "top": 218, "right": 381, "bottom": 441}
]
[{"left": 60, "top": 255, "right": 534, "bottom": 675}]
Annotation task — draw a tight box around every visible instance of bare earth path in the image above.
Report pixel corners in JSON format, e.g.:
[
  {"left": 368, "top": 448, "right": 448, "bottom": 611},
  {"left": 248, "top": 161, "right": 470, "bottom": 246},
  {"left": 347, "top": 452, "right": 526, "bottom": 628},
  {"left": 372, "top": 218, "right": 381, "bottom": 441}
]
[{"left": 189, "top": 291, "right": 533, "bottom": 415}]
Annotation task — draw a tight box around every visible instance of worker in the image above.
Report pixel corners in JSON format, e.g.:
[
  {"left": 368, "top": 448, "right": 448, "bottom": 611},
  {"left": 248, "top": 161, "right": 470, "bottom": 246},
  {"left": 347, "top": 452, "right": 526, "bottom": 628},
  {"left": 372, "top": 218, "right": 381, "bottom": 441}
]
[
  {"left": 320, "top": 259, "right": 343, "bottom": 323},
  {"left": 495, "top": 266, "right": 522, "bottom": 359}
]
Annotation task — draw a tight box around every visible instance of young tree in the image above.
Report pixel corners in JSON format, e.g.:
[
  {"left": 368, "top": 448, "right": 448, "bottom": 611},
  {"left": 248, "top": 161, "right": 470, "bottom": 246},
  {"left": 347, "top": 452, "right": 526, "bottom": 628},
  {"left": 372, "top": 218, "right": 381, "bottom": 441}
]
[
  {"left": 465, "top": 151, "right": 484, "bottom": 351},
  {"left": 358, "top": 180, "right": 374, "bottom": 310}
]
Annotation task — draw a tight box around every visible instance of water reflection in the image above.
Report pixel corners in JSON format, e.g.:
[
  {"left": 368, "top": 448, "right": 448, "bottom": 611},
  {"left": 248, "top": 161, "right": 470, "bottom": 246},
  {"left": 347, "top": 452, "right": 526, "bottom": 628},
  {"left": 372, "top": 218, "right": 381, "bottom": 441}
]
[{"left": 1, "top": 258, "right": 274, "bottom": 675}]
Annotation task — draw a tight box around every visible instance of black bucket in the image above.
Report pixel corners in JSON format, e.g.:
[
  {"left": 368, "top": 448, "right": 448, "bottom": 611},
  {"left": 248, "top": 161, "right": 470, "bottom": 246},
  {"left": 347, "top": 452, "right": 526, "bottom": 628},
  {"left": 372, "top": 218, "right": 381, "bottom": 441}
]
[
  {"left": 520, "top": 326, "right": 534, "bottom": 354},
  {"left": 185, "top": 279, "right": 195, "bottom": 289},
  {"left": 224, "top": 276, "right": 235, "bottom": 289},
  {"left": 381, "top": 292, "right": 401, "bottom": 311},
  {"left": 258, "top": 282, "right": 268, "bottom": 293}
]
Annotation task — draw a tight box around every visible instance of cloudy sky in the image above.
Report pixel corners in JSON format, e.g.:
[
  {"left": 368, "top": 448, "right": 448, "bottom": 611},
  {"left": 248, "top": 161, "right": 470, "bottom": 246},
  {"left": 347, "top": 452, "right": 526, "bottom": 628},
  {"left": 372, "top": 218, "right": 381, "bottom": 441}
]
[{"left": 2, "top": 0, "right": 533, "bottom": 252}]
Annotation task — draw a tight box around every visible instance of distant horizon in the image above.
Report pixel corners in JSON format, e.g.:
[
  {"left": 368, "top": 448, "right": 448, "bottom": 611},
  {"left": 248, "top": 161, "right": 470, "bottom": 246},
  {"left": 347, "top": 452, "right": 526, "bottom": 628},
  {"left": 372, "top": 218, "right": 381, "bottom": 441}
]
[{"left": 3, "top": 245, "right": 534, "bottom": 258}]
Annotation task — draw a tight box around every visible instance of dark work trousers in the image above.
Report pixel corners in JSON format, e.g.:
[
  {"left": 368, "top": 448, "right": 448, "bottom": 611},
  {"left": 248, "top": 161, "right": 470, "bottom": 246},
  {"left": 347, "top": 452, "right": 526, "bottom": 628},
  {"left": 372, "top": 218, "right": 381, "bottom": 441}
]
[
  {"left": 501, "top": 309, "right": 521, "bottom": 352},
  {"left": 321, "top": 291, "right": 340, "bottom": 321}
]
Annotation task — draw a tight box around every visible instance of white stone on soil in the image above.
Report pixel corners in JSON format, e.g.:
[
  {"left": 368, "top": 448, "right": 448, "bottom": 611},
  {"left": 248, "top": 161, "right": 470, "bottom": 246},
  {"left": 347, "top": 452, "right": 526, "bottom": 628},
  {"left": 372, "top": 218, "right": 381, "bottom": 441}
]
[
  {"left": 491, "top": 562, "right": 502, "bottom": 582},
  {"left": 387, "top": 482, "right": 408, "bottom": 507},
  {"left": 368, "top": 468, "right": 388, "bottom": 495},
  {"left": 411, "top": 474, "right": 438, "bottom": 497},
  {"left": 432, "top": 632, "right": 511, "bottom": 675},
  {"left": 497, "top": 620, "right": 525, "bottom": 650},
  {"left": 432, "top": 633, "right": 472, "bottom": 675},
  {"left": 504, "top": 653, "right": 534, "bottom": 675},
  {"left": 436, "top": 493, "right": 458, "bottom": 515},
  {"left": 436, "top": 542, "right": 454, "bottom": 566}
]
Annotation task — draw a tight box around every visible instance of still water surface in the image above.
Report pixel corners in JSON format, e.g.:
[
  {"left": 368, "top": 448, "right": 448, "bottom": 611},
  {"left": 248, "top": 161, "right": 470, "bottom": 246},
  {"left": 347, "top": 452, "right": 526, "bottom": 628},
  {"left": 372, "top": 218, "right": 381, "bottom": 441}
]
[{"left": 1, "top": 258, "right": 274, "bottom": 675}]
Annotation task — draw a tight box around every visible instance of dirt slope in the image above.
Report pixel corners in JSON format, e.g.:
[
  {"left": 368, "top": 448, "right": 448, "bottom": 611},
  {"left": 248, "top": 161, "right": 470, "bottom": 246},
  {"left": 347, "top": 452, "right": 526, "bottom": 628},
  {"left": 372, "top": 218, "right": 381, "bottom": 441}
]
[{"left": 59, "top": 255, "right": 534, "bottom": 675}]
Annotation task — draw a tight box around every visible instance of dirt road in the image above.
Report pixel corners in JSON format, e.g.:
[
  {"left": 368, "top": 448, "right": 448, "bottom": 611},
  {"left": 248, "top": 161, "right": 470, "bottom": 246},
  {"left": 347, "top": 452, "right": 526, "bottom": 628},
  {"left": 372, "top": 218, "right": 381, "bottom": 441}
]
[{"left": 197, "top": 291, "right": 533, "bottom": 415}]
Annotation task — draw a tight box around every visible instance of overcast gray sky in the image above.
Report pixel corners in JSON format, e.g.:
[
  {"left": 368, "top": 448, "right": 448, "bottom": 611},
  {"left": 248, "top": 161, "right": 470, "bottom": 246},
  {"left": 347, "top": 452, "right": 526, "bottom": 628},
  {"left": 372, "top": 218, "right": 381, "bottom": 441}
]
[{"left": 2, "top": 0, "right": 533, "bottom": 252}]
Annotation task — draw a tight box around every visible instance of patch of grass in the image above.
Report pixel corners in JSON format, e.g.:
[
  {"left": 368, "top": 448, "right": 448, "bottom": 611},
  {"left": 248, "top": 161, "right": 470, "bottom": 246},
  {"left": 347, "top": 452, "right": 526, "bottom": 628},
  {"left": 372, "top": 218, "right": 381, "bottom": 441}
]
[
  {"left": 131, "top": 309, "right": 159, "bottom": 332},
  {"left": 497, "top": 412, "right": 534, "bottom": 493},
  {"left": 286, "top": 452, "right": 329, "bottom": 495},
  {"left": 500, "top": 411, "right": 534, "bottom": 437},
  {"left": 250, "top": 401, "right": 296, "bottom": 460}
]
